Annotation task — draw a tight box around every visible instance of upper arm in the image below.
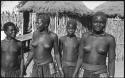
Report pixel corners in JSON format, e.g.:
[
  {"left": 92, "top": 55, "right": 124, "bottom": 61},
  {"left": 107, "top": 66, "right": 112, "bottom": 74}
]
[
  {"left": 59, "top": 37, "right": 63, "bottom": 56},
  {"left": 108, "top": 35, "right": 116, "bottom": 62},
  {"left": 78, "top": 33, "right": 87, "bottom": 58},
  {"left": 29, "top": 32, "right": 37, "bottom": 53}
]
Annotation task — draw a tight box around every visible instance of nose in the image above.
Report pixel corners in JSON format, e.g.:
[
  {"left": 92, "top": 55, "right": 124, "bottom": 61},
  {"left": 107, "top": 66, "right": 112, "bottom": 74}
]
[{"left": 12, "top": 30, "right": 16, "bottom": 33}]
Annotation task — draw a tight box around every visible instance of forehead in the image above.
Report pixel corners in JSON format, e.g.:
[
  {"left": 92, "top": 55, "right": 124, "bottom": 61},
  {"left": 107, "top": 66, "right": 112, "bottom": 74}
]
[
  {"left": 67, "top": 24, "right": 76, "bottom": 28},
  {"left": 93, "top": 15, "right": 106, "bottom": 21},
  {"left": 7, "top": 25, "right": 15, "bottom": 29},
  {"left": 36, "top": 18, "right": 43, "bottom": 21}
]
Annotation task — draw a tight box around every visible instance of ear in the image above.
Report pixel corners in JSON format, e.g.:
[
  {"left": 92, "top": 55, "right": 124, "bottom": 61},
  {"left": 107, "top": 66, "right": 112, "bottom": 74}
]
[{"left": 4, "top": 31, "right": 7, "bottom": 35}]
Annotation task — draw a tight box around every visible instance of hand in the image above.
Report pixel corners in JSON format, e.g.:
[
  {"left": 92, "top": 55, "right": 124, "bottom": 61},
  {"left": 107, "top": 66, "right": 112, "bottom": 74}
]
[
  {"left": 23, "top": 65, "right": 27, "bottom": 75},
  {"left": 99, "top": 73, "right": 108, "bottom": 78},
  {"left": 72, "top": 72, "right": 77, "bottom": 78},
  {"left": 108, "top": 76, "right": 114, "bottom": 78},
  {"left": 57, "top": 67, "right": 64, "bottom": 77},
  {"left": 59, "top": 69, "right": 64, "bottom": 77}
]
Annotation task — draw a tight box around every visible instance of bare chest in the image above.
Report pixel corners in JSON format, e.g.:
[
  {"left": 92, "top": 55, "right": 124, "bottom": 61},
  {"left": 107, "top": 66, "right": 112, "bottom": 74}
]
[
  {"left": 2, "top": 41, "right": 20, "bottom": 54},
  {"left": 63, "top": 37, "right": 79, "bottom": 49},
  {"left": 84, "top": 36, "right": 109, "bottom": 54},
  {"left": 32, "top": 34, "right": 53, "bottom": 48}
]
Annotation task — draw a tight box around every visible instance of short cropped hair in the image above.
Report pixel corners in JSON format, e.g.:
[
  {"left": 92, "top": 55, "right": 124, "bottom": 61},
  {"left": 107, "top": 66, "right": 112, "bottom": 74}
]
[
  {"left": 92, "top": 11, "right": 107, "bottom": 22},
  {"left": 36, "top": 13, "right": 50, "bottom": 25},
  {"left": 67, "top": 19, "right": 77, "bottom": 29},
  {"left": 3, "top": 22, "right": 18, "bottom": 32}
]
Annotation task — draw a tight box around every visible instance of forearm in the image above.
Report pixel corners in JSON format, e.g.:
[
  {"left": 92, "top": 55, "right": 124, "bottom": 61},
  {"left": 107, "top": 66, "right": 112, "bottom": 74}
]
[
  {"left": 20, "top": 58, "right": 24, "bottom": 76},
  {"left": 74, "top": 58, "right": 83, "bottom": 74},
  {"left": 55, "top": 54, "right": 62, "bottom": 68},
  {"left": 108, "top": 59, "right": 115, "bottom": 77},
  {"left": 25, "top": 52, "right": 33, "bottom": 68}
]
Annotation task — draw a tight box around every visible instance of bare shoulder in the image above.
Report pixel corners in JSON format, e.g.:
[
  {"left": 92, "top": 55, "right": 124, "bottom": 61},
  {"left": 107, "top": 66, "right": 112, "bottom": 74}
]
[
  {"left": 105, "top": 33, "right": 116, "bottom": 44},
  {"left": 33, "top": 31, "right": 39, "bottom": 37},
  {"left": 1, "top": 40, "right": 5, "bottom": 46},
  {"left": 49, "top": 31, "right": 58, "bottom": 39},
  {"left": 76, "top": 36, "right": 81, "bottom": 41},
  {"left": 106, "top": 33, "right": 115, "bottom": 41},
  {"left": 15, "top": 39, "right": 22, "bottom": 47},
  {"left": 81, "top": 32, "right": 91, "bottom": 38},
  {"left": 59, "top": 36, "right": 66, "bottom": 41}
]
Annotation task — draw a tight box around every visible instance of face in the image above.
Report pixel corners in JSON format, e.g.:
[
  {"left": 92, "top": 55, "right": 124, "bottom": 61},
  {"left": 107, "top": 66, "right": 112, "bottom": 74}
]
[
  {"left": 5, "top": 26, "right": 17, "bottom": 38},
  {"left": 36, "top": 18, "right": 48, "bottom": 31},
  {"left": 66, "top": 24, "right": 76, "bottom": 36},
  {"left": 92, "top": 16, "right": 106, "bottom": 33}
]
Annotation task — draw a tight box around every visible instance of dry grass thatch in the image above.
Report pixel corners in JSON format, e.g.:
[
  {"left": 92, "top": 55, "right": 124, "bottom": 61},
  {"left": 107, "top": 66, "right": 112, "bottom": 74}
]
[
  {"left": 18, "top": 1, "right": 93, "bottom": 16},
  {"left": 94, "top": 1, "right": 124, "bottom": 17}
]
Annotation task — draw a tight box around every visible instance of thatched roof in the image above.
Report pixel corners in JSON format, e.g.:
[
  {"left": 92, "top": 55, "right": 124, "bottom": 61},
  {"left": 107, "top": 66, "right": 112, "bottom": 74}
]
[
  {"left": 94, "top": 1, "right": 124, "bottom": 17},
  {"left": 18, "top": 1, "right": 93, "bottom": 16}
]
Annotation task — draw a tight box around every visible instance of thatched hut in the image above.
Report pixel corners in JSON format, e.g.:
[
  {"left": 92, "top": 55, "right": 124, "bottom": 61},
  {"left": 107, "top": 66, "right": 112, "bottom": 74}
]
[
  {"left": 94, "top": 1, "right": 124, "bottom": 18},
  {"left": 18, "top": 1, "right": 93, "bottom": 37}
]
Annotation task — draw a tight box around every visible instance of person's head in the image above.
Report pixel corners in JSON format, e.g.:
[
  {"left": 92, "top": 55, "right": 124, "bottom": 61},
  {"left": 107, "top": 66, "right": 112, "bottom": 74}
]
[
  {"left": 66, "top": 19, "right": 77, "bottom": 36},
  {"left": 36, "top": 14, "right": 50, "bottom": 31},
  {"left": 3, "top": 22, "right": 18, "bottom": 38},
  {"left": 92, "top": 11, "right": 107, "bottom": 33}
]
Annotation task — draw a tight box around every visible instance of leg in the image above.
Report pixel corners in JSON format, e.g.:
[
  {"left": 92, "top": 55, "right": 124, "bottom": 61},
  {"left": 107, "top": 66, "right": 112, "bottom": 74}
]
[{"left": 63, "top": 66, "right": 75, "bottom": 78}]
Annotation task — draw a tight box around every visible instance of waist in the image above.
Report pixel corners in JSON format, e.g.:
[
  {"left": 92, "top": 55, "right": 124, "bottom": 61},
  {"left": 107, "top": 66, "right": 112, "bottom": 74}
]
[
  {"left": 62, "top": 61, "right": 76, "bottom": 66},
  {"left": 82, "top": 62, "right": 107, "bottom": 74},
  {"left": 34, "top": 57, "right": 53, "bottom": 65}
]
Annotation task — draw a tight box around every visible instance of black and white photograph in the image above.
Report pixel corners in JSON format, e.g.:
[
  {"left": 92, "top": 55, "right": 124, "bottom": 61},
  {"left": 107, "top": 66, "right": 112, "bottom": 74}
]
[{"left": 1, "top": 1, "right": 124, "bottom": 77}]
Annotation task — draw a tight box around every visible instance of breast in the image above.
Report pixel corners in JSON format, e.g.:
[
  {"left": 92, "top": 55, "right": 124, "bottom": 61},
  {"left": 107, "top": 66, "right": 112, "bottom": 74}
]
[
  {"left": 32, "top": 35, "right": 52, "bottom": 48},
  {"left": 96, "top": 48, "right": 107, "bottom": 55},
  {"left": 83, "top": 46, "right": 91, "bottom": 53}
]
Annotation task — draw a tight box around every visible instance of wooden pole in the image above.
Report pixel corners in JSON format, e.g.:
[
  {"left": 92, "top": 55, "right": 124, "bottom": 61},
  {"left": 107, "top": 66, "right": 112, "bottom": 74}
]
[
  {"left": 55, "top": 15, "right": 57, "bottom": 33},
  {"left": 20, "top": 13, "right": 24, "bottom": 77}
]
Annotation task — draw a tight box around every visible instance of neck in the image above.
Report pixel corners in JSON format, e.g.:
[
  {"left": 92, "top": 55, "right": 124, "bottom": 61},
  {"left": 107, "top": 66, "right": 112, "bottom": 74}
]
[
  {"left": 67, "top": 34, "right": 75, "bottom": 38},
  {"left": 6, "top": 36, "right": 14, "bottom": 41},
  {"left": 92, "top": 30, "right": 105, "bottom": 36},
  {"left": 39, "top": 29, "right": 49, "bottom": 33}
]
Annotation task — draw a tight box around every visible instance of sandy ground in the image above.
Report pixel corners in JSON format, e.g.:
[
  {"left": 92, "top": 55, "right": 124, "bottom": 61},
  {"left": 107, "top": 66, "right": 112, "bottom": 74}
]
[{"left": 24, "top": 53, "right": 124, "bottom": 77}]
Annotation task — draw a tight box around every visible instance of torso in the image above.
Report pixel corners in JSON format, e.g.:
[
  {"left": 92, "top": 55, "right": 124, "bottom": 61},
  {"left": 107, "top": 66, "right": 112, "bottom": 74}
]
[
  {"left": 1, "top": 39, "right": 21, "bottom": 71},
  {"left": 31, "top": 31, "right": 55, "bottom": 64},
  {"left": 83, "top": 32, "right": 111, "bottom": 65},
  {"left": 60, "top": 36, "right": 80, "bottom": 64}
]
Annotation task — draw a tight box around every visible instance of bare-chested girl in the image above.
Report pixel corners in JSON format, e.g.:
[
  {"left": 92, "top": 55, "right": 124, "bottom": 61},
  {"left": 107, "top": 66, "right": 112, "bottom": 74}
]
[
  {"left": 59, "top": 20, "right": 80, "bottom": 78},
  {"left": 1, "top": 22, "right": 23, "bottom": 77},
  {"left": 24, "top": 14, "right": 63, "bottom": 77},
  {"left": 73, "top": 12, "right": 116, "bottom": 78}
]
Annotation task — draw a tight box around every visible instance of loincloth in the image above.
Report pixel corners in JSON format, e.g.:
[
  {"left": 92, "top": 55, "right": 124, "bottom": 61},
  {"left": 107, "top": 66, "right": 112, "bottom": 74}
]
[
  {"left": 82, "top": 63, "right": 108, "bottom": 78},
  {"left": 31, "top": 62, "right": 56, "bottom": 77},
  {"left": 61, "top": 61, "right": 76, "bottom": 77},
  {"left": 62, "top": 65, "right": 76, "bottom": 78},
  {"left": 1, "top": 69, "right": 20, "bottom": 77}
]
